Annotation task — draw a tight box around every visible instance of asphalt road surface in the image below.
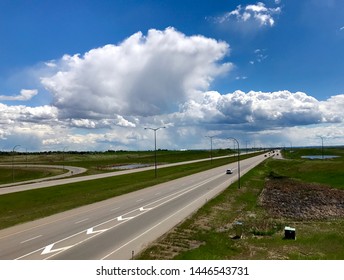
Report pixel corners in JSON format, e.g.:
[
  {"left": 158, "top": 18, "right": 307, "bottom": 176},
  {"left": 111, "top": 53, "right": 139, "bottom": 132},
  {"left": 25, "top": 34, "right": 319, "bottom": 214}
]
[{"left": 0, "top": 152, "right": 271, "bottom": 260}]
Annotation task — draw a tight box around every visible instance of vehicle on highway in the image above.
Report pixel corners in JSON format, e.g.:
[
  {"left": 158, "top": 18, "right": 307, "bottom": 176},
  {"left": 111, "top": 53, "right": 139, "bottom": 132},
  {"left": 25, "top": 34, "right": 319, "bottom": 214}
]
[{"left": 226, "top": 169, "right": 233, "bottom": 174}]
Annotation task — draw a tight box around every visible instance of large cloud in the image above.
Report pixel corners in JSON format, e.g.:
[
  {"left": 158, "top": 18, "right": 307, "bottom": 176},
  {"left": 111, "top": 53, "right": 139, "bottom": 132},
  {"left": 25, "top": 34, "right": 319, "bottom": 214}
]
[
  {"left": 0, "top": 103, "right": 58, "bottom": 124},
  {"left": 174, "top": 90, "right": 344, "bottom": 129},
  {"left": 0, "top": 103, "right": 59, "bottom": 149},
  {"left": 41, "top": 27, "right": 232, "bottom": 120}
]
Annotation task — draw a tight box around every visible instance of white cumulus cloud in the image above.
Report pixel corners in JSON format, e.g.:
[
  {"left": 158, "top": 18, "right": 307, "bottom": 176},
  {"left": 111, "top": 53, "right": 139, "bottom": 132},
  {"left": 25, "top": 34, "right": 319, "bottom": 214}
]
[
  {"left": 41, "top": 27, "right": 232, "bottom": 121},
  {"left": 114, "top": 115, "right": 136, "bottom": 128},
  {"left": 0, "top": 103, "right": 58, "bottom": 124},
  {"left": 0, "top": 89, "right": 38, "bottom": 101},
  {"left": 173, "top": 90, "right": 344, "bottom": 129},
  {"left": 216, "top": 2, "right": 281, "bottom": 27}
]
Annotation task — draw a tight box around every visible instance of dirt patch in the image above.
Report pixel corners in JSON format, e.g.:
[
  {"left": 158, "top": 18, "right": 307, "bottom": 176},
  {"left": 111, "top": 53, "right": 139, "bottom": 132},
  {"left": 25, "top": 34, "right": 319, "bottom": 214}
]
[
  {"left": 140, "top": 227, "right": 205, "bottom": 259},
  {"left": 259, "top": 178, "right": 344, "bottom": 220}
]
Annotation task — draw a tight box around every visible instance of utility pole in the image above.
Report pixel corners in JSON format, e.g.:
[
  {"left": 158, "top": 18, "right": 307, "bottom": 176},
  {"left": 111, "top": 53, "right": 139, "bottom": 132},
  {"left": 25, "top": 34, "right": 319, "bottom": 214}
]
[
  {"left": 318, "top": 136, "right": 324, "bottom": 159},
  {"left": 205, "top": 136, "right": 214, "bottom": 164},
  {"left": 12, "top": 145, "right": 21, "bottom": 182},
  {"left": 145, "top": 126, "right": 166, "bottom": 178}
]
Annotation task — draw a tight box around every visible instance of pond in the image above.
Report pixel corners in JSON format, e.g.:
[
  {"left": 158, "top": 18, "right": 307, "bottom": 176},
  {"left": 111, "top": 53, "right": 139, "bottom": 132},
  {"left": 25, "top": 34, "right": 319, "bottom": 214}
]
[
  {"left": 111, "top": 163, "right": 151, "bottom": 170},
  {"left": 301, "top": 155, "right": 340, "bottom": 160}
]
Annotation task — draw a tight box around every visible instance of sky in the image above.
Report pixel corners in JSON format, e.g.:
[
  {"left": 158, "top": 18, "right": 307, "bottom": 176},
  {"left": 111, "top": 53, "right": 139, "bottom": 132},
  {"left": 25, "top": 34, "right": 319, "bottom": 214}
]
[{"left": 0, "top": 0, "right": 344, "bottom": 152}]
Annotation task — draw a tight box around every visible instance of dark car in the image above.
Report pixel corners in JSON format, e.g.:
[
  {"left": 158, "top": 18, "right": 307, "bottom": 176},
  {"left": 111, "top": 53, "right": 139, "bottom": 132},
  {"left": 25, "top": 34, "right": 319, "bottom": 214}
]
[{"left": 226, "top": 169, "right": 233, "bottom": 174}]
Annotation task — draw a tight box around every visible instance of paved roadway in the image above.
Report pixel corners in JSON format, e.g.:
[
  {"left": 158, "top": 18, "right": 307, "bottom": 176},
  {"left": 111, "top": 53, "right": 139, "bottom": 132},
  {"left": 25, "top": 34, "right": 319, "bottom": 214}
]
[{"left": 0, "top": 152, "right": 273, "bottom": 260}]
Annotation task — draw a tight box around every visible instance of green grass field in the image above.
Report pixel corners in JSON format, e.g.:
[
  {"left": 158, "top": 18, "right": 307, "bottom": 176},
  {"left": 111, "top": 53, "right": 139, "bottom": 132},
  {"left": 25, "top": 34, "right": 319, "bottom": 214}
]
[
  {"left": 0, "top": 166, "right": 66, "bottom": 185},
  {"left": 137, "top": 147, "right": 344, "bottom": 260}
]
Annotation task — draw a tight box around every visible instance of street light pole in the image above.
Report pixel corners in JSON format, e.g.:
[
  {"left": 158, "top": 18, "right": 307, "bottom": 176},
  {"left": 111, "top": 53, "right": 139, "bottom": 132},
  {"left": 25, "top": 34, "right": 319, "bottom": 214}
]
[
  {"left": 63, "top": 146, "right": 68, "bottom": 171},
  {"left": 228, "top": 137, "right": 241, "bottom": 189},
  {"left": 145, "top": 126, "right": 166, "bottom": 178},
  {"left": 12, "top": 145, "right": 21, "bottom": 183},
  {"left": 318, "top": 136, "right": 324, "bottom": 159},
  {"left": 205, "top": 136, "right": 214, "bottom": 165}
]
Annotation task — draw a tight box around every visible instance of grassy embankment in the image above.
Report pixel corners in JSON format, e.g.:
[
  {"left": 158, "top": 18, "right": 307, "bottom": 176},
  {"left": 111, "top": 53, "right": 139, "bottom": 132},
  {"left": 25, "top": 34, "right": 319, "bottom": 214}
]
[
  {"left": 0, "top": 151, "right": 261, "bottom": 230},
  {"left": 137, "top": 147, "right": 344, "bottom": 260},
  {"left": 0, "top": 167, "right": 65, "bottom": 185}
]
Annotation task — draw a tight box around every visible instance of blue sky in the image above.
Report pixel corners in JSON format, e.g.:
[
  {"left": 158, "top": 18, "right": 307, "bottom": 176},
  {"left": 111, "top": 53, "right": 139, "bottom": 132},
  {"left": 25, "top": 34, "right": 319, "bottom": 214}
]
[{"left": 0, "top": 0, "right": 344, "bottom": 151}]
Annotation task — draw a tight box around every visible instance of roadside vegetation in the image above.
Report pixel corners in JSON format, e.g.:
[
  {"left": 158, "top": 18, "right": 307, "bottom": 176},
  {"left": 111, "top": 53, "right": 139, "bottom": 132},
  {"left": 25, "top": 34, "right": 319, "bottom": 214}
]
[
  {"left": 137, "top": 147, "right": 344, "bottom": 260},
  {"left": 0, "top": 151, "right": 262, "bottom": 230}
]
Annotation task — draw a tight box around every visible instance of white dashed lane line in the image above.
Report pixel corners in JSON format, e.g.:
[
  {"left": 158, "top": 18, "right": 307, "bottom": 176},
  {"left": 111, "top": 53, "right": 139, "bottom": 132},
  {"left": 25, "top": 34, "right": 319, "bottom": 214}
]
[
  {"left": 21, "top": 235, "right": 42, "bottom": 244},
  {"left": 75, "top": 218, "right": 89, "bottom": 224}
]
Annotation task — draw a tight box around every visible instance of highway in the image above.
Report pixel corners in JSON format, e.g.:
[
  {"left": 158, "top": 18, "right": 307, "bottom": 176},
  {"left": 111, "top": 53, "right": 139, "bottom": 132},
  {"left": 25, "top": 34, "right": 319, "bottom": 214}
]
[
  {"left": 0, "top": 155, "right": 232, "bottom": 195},
  {"left": 0, "top": 152, "right": 271, "bottom": 260}
]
